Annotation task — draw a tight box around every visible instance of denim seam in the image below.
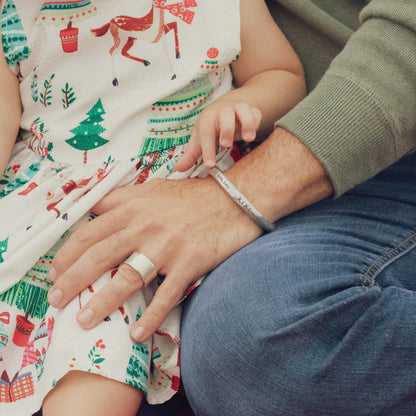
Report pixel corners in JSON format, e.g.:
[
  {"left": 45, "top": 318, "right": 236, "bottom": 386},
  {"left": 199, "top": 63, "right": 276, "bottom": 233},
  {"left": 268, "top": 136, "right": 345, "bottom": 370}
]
[{"left": 361, "top": 230, "right": 416, "bottom": 288}]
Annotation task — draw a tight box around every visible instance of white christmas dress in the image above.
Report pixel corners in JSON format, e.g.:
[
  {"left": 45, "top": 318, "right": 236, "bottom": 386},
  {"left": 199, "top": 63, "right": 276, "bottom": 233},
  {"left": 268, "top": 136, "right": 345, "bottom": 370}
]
[{"left": 0, "top": 0, "right": 241, "bottom": 414}]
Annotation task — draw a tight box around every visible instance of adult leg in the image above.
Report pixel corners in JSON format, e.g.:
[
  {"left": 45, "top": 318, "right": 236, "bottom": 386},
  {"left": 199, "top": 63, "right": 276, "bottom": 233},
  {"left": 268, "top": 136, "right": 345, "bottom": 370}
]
[
  {"left": 43, "top": 371, "right": 143, "bottom": 416},
  {"left": 181, "top": 153, "right": 416, "bottom": 416}
]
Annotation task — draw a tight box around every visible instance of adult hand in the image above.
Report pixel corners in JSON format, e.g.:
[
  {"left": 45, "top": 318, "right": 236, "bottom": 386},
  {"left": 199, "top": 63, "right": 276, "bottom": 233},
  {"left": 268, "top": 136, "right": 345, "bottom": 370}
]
[
  {"left": 47, "top": 176, "right": 262, "bottom": 342},
  {"left": 46, "top": 128, "right": 333, "bottom": 343}
]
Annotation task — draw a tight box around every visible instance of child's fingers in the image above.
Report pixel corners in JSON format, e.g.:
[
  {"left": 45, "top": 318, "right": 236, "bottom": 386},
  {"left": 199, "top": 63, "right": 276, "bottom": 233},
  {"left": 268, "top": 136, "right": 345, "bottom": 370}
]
[
  {"left": 218, "top": 106, "right": 236, "bottom": 148},
  {"left": 235, "top": 105, "right": 262, "bottom": 142},
  {"left": 252, "top": 107, "right": 263, "bottom": 129},
  {"left": 174, "top": 131, "right": 202, "bottom": 172},
  {"left": 197, "top": 113, "right": 218, "bottom": 169},
  {"left": 176, "top": 104, "right": 263, "bottom": 173}
]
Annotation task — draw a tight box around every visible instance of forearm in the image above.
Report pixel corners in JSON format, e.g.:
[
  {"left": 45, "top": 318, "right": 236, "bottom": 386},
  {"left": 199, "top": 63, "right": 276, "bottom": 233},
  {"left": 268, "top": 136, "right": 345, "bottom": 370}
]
[
  {"left": 224, "top": 127, "right": 333, "bottom": 223},
  {"left": 276, "top": 0, "right": 416, "bottom": 196}
]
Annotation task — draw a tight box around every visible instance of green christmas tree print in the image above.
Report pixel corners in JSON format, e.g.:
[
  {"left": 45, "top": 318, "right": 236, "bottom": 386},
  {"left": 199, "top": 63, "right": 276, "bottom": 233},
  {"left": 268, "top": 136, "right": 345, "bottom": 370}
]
[
  {"left": 0, "top": 242, "right": 59, "bottom": 318},
  {"left": 139, "top": 76, "right": 214, "bottom": 156},
  {"left": 0, "top": 237, "right": 9, "bottom": 263},
  {"left": 65, "top": 99, "right": 108, "bottom": 164}
]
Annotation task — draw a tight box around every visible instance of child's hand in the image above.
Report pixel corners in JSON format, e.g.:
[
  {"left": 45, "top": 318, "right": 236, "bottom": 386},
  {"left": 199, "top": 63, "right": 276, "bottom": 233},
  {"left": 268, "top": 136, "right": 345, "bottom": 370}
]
[{"left": 175, "top": 103, "right": 262, "bottom": 172}]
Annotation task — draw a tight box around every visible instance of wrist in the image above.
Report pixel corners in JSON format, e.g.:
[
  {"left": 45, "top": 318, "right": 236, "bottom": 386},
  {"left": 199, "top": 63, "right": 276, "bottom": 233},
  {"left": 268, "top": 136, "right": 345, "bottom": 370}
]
[
  {"left": 224, "top": 128, "right": 334, "bottom": 222},
  {"left": 201, "top": 175, "right": 264, "bottom": 244},
  {"left": 210, "top": 166, "right": 275, "bottom": 233}
]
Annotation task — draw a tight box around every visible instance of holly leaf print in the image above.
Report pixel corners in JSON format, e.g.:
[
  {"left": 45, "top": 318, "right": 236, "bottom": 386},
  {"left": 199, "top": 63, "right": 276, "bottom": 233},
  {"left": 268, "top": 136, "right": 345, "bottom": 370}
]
[
  {"left": 40, "top": 74, "right": 55, "bottom": 107},
  {"left": 87, "top": 341, "right": 106, "bottom": 368},
  {"left": 62, "top": 83, "right": 76, "bottom": 109}
]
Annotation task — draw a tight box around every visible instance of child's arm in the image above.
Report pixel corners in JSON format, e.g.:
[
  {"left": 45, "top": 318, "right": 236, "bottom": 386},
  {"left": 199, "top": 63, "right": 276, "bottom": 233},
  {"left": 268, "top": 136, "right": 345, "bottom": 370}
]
[
  {"left": 175, "top": 0, "right": 306, "bottom": 171},
  {"left": 0, "top": 29, "right": 22, "bottom": 178}
]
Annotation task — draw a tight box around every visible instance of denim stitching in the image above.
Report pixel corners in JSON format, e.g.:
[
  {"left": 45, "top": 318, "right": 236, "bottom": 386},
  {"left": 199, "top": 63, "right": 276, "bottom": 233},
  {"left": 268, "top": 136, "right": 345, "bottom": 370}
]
[{"left": 361, "top": 231, "right": 416, "bottom": 288}]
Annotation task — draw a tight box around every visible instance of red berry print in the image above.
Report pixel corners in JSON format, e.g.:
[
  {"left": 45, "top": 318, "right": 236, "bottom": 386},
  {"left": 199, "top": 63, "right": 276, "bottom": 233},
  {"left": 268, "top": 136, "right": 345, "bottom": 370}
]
[{"left": 207, "top": 47, "right": 219, "bottom": 59}]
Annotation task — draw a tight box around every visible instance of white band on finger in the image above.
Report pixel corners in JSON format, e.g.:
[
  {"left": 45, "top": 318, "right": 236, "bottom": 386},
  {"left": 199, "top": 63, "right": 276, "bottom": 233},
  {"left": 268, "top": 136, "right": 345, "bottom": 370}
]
[{"left": 122, "top": 252, "right": 157, "bottom": 286}]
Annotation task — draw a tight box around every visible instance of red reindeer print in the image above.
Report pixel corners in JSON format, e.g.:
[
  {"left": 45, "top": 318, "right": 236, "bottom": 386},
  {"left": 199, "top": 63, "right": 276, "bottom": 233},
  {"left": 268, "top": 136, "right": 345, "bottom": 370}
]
[{"left": 90, "top": 0, "right": 197, "bottom": 85}]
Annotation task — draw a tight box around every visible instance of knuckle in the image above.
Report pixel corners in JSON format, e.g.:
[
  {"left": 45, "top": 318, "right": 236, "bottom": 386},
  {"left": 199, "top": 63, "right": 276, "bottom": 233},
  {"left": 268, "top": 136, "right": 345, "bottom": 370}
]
[
  {"left": 198, "top": 116, "right": 216, "bottom": 135},
  {"left": 201, "top": 138, "right": 216, "bottom": 153},
  {"left": 186, "top": 145, "right": 202, "bottom": 161},
  {"left": 157, "top": 281, "right": 182, "bottom": 303},
  {"left": 144, "top": 307, "right": 165, "bottom": 326},
  {"left": 221, "top": 105, "right": 235, "bottom": 115},
  {"left": 88, "top": 291, "right": 114, "bottom": 313},
  {"left": 123, "top": 198, "right": 137, "bottom": 212},
  {"left": 234, "top": 102, "right": 250, "bottom": 112},
  {"left": 70, "top": 223, "right": 94, "bottom": 245},
  {"left": 155, "top": 226, "right": 187, "bottom": 254},
  {"left": 87, "top": 244, "right": 112, "bottom": 268},
  {"left": 100, "top": 208, "right": 122, "bottom": 227},
  {"left": 58, "top": 270, "right": 81, "bottom": 293},
  {"left": 140, "top": 213, "right": 162, "bottom": 233},
  {"left": 111, "top": 229, "right": 132, "bottom": 251}
]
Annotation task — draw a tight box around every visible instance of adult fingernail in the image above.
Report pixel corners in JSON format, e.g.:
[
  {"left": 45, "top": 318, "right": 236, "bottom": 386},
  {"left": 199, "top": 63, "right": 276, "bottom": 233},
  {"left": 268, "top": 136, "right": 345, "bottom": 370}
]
[
  {"left": 77, "top": 308, "right": 94, "bottom": 326},
  {"left": 48, "top": 266, "right": 57, "bottom": 282},
  {"left": 132, "top": 326, "right": 146, "bottom": 342},
  {"left": 48, "top": 288, "right": 63, "bottom": 307}
]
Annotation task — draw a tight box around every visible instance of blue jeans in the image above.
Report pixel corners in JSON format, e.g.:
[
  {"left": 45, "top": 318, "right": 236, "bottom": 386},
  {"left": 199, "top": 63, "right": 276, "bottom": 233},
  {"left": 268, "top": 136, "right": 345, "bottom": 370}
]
[{"left": 180, "top": 153, "right": 416, "bottom": 416}]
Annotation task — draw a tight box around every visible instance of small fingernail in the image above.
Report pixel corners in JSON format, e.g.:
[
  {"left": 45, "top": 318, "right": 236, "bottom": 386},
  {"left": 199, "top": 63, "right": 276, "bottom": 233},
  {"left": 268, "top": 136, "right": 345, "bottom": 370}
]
[
  {"left": 48, "top": 266, "right": 57, "bottom": 282},
  {"left": 132, "top": 326, "right": 146, "bottom": 342},
  {"left": 204, "top": 159, "right": 215, "bottom": 169},
  {"left": 242, "top": 131, "right": 256, "bottom": 141},
  {"left": 77, "top": 308, "right": 94, "bottom": 326},
  {"left": 47, "top": 288, "right": 63, "bottom": 307}
]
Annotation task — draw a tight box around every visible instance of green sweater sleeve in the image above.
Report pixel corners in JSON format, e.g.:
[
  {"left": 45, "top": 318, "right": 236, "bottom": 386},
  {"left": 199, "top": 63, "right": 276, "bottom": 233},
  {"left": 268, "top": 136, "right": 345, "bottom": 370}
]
[{"left": 276, "top": 1, "right": 416, "bottom": 197}]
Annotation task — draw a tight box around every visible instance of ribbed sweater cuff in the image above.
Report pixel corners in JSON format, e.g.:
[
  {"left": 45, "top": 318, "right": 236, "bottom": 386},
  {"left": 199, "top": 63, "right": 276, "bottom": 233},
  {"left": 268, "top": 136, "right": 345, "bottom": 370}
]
[{"left": 276, "top": 74, "right": 399, "bottom": 197}]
